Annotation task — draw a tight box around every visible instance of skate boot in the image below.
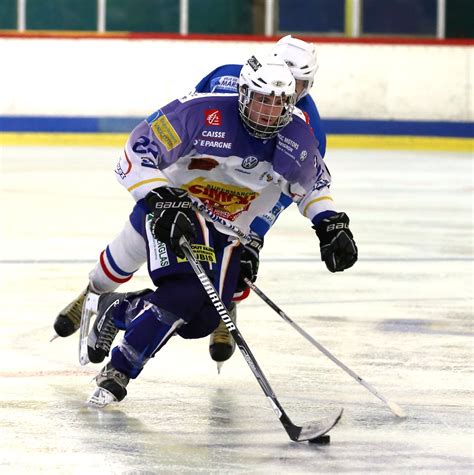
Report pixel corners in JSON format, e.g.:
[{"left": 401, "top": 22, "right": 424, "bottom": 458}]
[
  {"left": 53, "top": 287, "right": 88, "bottom": 337},
  {"left": 87, "top": 362, "right": 130, "bottom": 408},
  {"left": 87, "top": 289, "right": 152, "bottom": 364},
  {"left": 209, "top": 301, "right": 237, "bottom": 372}
]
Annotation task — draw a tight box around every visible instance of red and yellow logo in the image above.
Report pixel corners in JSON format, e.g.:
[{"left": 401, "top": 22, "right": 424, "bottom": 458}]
[{"left": 183, "top": 178, "right": 258, "bottom": 221}]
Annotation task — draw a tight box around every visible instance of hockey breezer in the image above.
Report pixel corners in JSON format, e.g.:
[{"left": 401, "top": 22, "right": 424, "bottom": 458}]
[{"left": 179, "top": 236, "right": 343, "bottom": 442}]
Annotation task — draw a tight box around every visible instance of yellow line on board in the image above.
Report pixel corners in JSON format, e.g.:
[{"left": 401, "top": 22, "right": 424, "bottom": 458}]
[
  {"left": 327, "top": 135, "right": 473, "bottom": 152},
  {"left": 0, "top": 132, "right": 472, "bottom": 152},
  {"left": 0, "top": 132, "right": 128, "bottom": 147}
]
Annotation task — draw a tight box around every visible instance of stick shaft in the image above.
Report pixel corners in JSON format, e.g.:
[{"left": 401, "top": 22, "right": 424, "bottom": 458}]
[
  {"left": 244, "top": 278, "right": 396, "bottom": 409},
  {"left": 179, "top": 237, "right": 303, "bottom": 440}
]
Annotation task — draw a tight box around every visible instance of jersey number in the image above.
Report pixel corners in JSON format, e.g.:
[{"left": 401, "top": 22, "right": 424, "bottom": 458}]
[{"left": 132, "top": 136, "right": 160, "bottom": 159}]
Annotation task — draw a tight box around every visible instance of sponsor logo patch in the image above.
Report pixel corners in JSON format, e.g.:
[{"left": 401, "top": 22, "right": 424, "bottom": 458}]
[
  {"left": 150, "top": 111, "right": 182, "bottom": 151},
  {"left": 188, "top": 157, "right": 219, "bottom": 171},
  {"left": 210, "top": 76, "right": 238, "bottom": 93},
  {"left": 242, "top": 156, "right": 259, "bottom": 169},
  {"left": 146, "top": 214, "right": 170, "bottom": 268},
  {"left": 259, "top": 172, "right": 273, "bottom": 182},
  {"left": 155, "top": 241, "right": 170, "bottom": 267},
  {"left": 114, "top": 151, "right": 132, "bottom": 179},
  {"left": 205, "top": 109, "right": 222, "bottom": 126},
  {"left": 248, "top": 55, "right": 262, "bottom": 71},
  {"left": 177, "top": 244, "right": 216, "bottom": 264},
  {"left": 183, "top": 177, "right": 259, "bottom": 221}
]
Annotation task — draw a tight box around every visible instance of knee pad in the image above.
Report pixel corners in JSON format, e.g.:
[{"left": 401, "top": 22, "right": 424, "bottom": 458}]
[
  {"left": 176, "top": 300, "right": 221, "bottom": 339},
  {"left": 112, "top": 307, "right": 184, "bottom": 379},
  {"left": 149, "top": 274, "right": 215, "bottom": 324}
]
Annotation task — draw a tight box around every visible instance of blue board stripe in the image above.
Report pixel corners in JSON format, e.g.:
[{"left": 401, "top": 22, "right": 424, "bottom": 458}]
[
  {"left": 0, "top": 116, "right": 472, "bottom": 138},
  {"left": 0, "top": 116, "right": 140, "bottom": 133},
  {"left": 323, "top": 119, "right": 473, "bottom": 137}
]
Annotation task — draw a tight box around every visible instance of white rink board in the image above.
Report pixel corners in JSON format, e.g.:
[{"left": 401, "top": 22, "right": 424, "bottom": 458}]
[
  {"left": 0, "top": 38, "right": 472, "bottom": 121},
  {"left": 0, "top": 146, "right": 473, "bottom": 473}
]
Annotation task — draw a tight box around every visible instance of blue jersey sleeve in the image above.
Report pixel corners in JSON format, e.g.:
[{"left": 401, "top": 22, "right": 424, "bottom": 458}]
[
  {"left": 249, "top": 193, "right": 293, "bottom": 237},
  {"left": 194, "top": 64, "right": 242, "bottom": 94},
  {"left": 296, "top": 95, "right": 326, "bottom": 158}
]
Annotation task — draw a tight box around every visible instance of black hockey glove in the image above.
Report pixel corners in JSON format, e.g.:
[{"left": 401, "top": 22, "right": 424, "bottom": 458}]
[
  {"left": 145, "top": 187, "right": 197, "bottom": 258},
  {"left": 235, "top": 235, "right": 264, "bottom": 293},
  {"left": 313, "top": 212, "right": 358, "bottom": 273}
]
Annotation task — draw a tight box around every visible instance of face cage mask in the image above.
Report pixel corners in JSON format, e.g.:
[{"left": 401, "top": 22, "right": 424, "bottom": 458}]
[{"left": 238, "top": 87, "right": 295, "bottom": 140}]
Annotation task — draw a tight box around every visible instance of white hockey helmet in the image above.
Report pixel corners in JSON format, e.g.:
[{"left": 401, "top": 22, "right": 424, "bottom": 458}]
[
  {"left": 238, "top": 54, "right": 296, "bottom": 140},
  {"left": 271, "top": 35, "right": 319, "bottom": 99}
]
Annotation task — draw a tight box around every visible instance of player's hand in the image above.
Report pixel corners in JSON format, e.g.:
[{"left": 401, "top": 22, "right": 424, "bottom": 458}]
[
  {"left": 313, "top": 212, "right": 358, "bottom": 273},
  {"left": 236, "top": 235, "right": 263, "bottom": 292},
  {"left": 145, "top": 187, "right": 197, "bottom": 258}
]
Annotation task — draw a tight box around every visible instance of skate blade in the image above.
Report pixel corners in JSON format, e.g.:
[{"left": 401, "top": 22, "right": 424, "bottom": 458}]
[
  {"left": 86, "top": 387, "right": 118, "bottom": 408},
  {"left": 49, "top": 334, "right": 59, "bottom": 343},
  {"left": 216, "top": 361, "right": 224, "bottom": 374},
  {"left": 79, "top": 292, "right": 100, "bottom": 366}
]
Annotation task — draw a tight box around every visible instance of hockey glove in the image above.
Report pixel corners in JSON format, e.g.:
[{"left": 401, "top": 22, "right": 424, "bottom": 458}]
[
  {"left": 236, "top": 235, "right": 264, "bottom": 293},
  {"left": 145, "top": 187, "right": 197, "bottom": 258},
  {"left": 313, "top": 212, "right": 358, "bottom": 273}
]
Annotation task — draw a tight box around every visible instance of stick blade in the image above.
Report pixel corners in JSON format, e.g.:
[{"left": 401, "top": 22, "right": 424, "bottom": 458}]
[
  {"left": 387, "top": 400, "right": 407, "bottom": 418},
  {"left": 295, "top": 408, "right": 343, "bottom": 442}
]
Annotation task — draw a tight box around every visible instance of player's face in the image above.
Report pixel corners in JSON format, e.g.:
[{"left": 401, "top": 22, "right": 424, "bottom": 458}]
[
  {"left": 295, "top": 79, "right": 309, "bottom": 99},
  {"left": 247, "top": 92, "right": 285, "bottom": 127}
]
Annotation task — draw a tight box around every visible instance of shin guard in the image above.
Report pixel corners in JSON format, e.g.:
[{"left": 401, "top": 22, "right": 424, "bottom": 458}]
[{"left": 111, "top": 303, "right": 184, "bottom": 378}]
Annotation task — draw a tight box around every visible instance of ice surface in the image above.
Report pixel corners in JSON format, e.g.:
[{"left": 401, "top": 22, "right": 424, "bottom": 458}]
[{"left": 0, "top": 146, "right": 472, "bottom": 473}]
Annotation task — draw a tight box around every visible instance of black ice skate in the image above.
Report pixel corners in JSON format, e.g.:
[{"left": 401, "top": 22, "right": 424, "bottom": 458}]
[
  {"left": 209, "top": 301, "right": 237, "bottom": 373},
  {"left": 53, "top": 287, "right": 88, "bottom": 337},
  {"left": 81, "top": 288, "right": 152, "bottom": 365},
  {"left": 87, "top": 362, "right": 130, "bottom": 408},
  {"left": 87, "top": 292, "right": 123, "bottom": 364}
]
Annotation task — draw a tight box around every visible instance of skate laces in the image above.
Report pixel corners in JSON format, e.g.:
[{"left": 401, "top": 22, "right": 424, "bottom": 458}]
[
  {"left": 212, "top": 320, "right": 232, "bottom": 344},
  {"left": 97, "top": 364, "right": 129, "bottom": 387},
  {"left": 61, "top": 289, "right": 87, "bottom": 325},
  {"left": 96, "top": 319, "right": 119, "bottom": 352}
]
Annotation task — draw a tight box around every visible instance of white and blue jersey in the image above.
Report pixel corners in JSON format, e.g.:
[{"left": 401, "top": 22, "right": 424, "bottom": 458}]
[
  {"left": 195, "top": 64, "right": 328, "bottom": 237},
  {"left": 116, "top": 93, "right": 335, "bottom": 247}
]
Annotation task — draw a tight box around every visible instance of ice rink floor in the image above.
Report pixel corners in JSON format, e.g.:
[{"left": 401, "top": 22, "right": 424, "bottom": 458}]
[{"left": 1, "top": 145, "right": 472, "bottom": 474}]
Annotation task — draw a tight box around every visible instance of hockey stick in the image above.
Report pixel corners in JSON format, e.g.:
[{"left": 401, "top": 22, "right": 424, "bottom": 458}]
[
  {"left": 179, "top": 236, "right": 343, "bottom": 442},
  {"left": 244, "top": 278, "right": 406, "bottom": 419}
]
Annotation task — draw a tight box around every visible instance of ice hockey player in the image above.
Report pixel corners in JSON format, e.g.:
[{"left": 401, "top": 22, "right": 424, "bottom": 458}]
[
  {"left": 194, "top": 35, "right": 323, "bottom": 363},
  {"left": 53, "top": 36, "right": 326, "bottom": 370},
  {"left": 77, "top": 54, "right": 357, "bottom": 406}
]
